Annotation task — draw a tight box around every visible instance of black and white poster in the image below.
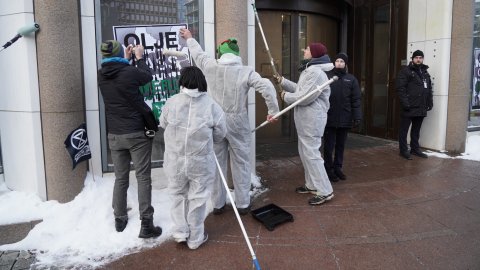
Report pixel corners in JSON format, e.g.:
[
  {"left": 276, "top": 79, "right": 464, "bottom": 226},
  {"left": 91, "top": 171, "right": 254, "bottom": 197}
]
[{"left": 113, "top": 24, "right": 192, "bottom": 120}]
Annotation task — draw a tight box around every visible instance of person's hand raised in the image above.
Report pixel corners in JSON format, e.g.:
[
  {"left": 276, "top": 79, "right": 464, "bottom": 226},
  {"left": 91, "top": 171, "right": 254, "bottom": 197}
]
[{"left": 179, "top": 28, "right": 192, "bottom": 39}]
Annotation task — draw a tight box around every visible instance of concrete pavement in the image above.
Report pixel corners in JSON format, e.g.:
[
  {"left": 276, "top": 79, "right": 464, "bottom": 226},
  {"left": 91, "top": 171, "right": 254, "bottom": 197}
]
[{"left": 102, "top": 134, "right": 480, "bottom": 270}]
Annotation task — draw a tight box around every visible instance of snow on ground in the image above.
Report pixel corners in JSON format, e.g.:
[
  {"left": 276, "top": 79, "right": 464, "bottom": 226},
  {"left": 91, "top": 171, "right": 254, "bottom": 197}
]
[
  {"left": 425, "top": 135, "right": 480, "bottom": 161},
  {"left": 0, "top": 173, "right": 266, "bottom": 269}
]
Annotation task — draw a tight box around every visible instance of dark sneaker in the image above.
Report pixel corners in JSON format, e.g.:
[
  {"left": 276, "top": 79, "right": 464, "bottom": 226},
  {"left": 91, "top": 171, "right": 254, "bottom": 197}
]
[
  {"left": 411, "top": 150, "right": 428, "bottom": 158},
  {"left": 115, "top": 218, "right": 128, "bottom": 232},
  {"left": 334, "top": 168, "right": 347, "bottom": 180},
  {"left": 308, "top": 193, "right": 334, "bottom": 205},
  {"left": 327, "top": 170, "right": 339, "bottom": 182},
  {"left": 295, "top": 185, "right": 317, "bottom": 194},
  {"left": 213, "top": 205, "right": 225, "bottom": 215},
  {"left": 188, "top": 233, "right": 208, "bottom": 250},
  {"left": 139, "top": 219, "right": 162, "bottom": 238},
  {"left": 399, "top": 151, "right": 412, "bottom": 160},
  {"left": 237, "top": 206, "right": 251, "bottom": 216}
]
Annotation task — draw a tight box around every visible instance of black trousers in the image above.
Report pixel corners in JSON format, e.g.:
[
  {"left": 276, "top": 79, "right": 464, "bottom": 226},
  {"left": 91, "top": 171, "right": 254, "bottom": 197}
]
[
  {"left": 399, "top": 116, "right": 424, "bottom": 153},
  {"left": 323, "top": 127, "right": 349, "bottom": 171}
]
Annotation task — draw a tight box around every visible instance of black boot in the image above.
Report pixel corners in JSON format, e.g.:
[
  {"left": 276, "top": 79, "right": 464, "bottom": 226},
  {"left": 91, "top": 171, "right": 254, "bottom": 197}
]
[
  {"left": 138, "top": 218, "right": 162, "bottom": 238},
  {"left": 327, "top": 169, "right": 339, "bottom": 182},
  {"left": 334, "top": 168, "right": 347, "bottom": 180},
  {"left": 115, "top": 218, "right": 128, "bottom": 232}
]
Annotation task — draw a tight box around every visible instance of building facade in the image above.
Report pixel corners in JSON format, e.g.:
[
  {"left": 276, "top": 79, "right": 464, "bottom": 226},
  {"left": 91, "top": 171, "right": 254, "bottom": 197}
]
[{"left": 0, "top": 0, "right": 477, "bottom": 202}]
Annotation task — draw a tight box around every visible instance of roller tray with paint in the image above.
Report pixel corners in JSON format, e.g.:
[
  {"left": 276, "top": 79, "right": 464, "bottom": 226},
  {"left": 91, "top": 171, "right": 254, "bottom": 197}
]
[{"left": 251, "top": 204, "right": 294, "bottom": 231}]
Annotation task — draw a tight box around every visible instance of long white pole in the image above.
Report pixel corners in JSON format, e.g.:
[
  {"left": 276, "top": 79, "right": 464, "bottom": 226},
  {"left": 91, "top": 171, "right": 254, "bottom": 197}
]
[
  {"left": 213, "top": 154, "right": 261, "bottom": 270},
  {"left": 250, "top": 0, "right": 279, "bottom": 78},
  {"left": 252, "top": 76, "right": 338, "bottom": 132}
]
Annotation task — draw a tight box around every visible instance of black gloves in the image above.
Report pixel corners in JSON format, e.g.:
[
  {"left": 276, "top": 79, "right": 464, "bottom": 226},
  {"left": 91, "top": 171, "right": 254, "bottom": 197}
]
[{"left": 426, "top": 105, "right": 433, "bottom": 111}]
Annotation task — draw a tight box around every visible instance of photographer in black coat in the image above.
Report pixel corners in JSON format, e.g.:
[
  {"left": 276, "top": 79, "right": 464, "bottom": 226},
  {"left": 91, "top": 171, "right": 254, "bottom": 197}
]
[
  {"left": 98, "top": 40, "right": 161, "bottom": 238},
  {"left": 324, "top": 53, "right": 362, "bottom": 181},
  {"left": 396, "top": 50, "right": 433, "bottom": 160}
]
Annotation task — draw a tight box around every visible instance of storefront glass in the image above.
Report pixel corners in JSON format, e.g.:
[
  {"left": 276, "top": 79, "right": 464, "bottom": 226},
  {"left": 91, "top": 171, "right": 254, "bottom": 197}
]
[
  {"left": 469, "top": 0, "right": 480, "bottom": 129},
  {"left": 96, "top": 0, "right": 202, "bottom": 171},
  {"left": 0, "top": 139, "right": 3, "bottom": 175}
]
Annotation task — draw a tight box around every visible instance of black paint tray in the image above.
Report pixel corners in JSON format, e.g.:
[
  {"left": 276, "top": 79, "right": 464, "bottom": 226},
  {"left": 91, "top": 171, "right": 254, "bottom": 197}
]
[{"left": 251, "top": 204, "right": 294, "bottom": 231}]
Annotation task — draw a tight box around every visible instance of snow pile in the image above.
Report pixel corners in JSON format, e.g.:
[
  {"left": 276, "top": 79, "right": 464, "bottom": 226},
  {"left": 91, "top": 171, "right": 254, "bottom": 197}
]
[
  {"left": 0, "top": 172, "right": 267, "bottom": 268},
  {"left": 458, "top": 135, "right": 480, "bottom": 161}
]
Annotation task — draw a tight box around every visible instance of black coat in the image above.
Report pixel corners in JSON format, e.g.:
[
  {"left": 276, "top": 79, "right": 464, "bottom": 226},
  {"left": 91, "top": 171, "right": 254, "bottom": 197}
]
[
  {"left": 396, "top": 62, "right": 433, "bottom": 117},
  {"left": 98, "top": 59, "right": 158, "bottom": 134},
  {"left": 325, "top": 69, "right": 362, "bottom": 128}
]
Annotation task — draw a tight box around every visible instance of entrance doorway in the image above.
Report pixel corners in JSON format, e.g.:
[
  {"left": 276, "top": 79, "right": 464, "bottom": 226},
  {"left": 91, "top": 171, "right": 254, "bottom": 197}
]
[
  {"left": 353, "top": 0, "right": 408, "bottom": 139},
  {"left": 254, "top": 10, "right": 339, "bottom": 142}
]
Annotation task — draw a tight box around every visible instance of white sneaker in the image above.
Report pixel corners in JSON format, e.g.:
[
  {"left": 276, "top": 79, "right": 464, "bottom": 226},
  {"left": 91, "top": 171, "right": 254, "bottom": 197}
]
[{"left": 187, "top": 233, "right": 208, "bottom": 250}]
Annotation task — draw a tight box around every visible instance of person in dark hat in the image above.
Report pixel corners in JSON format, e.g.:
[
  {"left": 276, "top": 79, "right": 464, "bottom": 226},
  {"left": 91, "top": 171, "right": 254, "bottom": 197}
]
[
  {"left": 98, "top": 40, "right": 162, "bottom": 238},
  {"left": 323, "top": 53, "right": 362, "bottom": 181},
  {"left": 274, "top": 42, "right": 335, "bottom": 205},
  {"left": 396, "top": 49, "right": 433, "bottom": 160}
]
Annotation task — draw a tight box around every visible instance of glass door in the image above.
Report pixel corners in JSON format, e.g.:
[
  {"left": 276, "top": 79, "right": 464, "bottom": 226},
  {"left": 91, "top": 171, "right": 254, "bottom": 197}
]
[
  {"left": 366, "top": 2, "right": 390, "bottom": 137},
  {"left": 255, "top": 10, "right": 339, "bottom": 142}
]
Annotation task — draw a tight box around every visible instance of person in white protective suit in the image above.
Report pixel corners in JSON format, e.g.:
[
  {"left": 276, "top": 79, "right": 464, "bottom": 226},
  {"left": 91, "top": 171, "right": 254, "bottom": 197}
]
[
  {"left": 179, "top": 28, "right": 279, "bottom": 215},
  {"left": 160, "top": 66, "right": 227, "bottom": 250},
  {"left": 274, "top": 43, "right": 335, "bottom": 205}
]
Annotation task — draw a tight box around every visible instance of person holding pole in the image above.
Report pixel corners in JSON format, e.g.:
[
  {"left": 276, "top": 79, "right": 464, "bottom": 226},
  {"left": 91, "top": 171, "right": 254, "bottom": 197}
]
[
  {"left": 179, "top": 28, "right": 279, "bottom": 215},
  {"left": 160, "top": 66, "right": 226, "bottom": 249},
  {"left": 274, "top": 43, "right": 335, "bottom": 205}
]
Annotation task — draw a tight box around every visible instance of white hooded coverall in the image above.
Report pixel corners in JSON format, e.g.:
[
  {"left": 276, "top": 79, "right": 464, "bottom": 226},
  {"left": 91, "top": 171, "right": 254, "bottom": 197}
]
[
  {"left": 186, "top": 38, "right": 279, "bottom": 209},
  {"left": 160, "top": 87, "right": 227, "bottom": 249},
  {"left": 281, "top": 59, "right": 334, "bottom": 196}
]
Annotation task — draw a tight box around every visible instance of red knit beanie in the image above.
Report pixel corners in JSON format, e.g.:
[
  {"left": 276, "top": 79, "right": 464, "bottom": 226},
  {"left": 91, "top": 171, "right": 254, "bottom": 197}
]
[{"left": 309, "top": 43, "right": 327, "bottom": 58}]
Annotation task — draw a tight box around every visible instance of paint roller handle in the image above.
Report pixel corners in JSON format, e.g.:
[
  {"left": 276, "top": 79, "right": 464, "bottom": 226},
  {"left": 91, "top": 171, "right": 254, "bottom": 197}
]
[{"left": 163, "top": 49, "right": 187, "bottom": 57}]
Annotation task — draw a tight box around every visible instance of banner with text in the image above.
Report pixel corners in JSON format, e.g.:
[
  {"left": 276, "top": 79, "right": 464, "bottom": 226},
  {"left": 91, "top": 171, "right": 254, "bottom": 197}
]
[{"left": 113, "top": 24, "right": 191, "bottom": 119}]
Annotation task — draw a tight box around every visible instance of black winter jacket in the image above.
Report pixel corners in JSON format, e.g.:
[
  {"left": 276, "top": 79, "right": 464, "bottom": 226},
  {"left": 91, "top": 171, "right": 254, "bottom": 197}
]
[
  {"left": 98, "top": 59, "right": 158, "bottom": 134},
  {"left": 396, "top": 62, "right": 433, "bottom": 117},
  {"left": 325, "top": 68, "right": 362, "bottom": 128}
]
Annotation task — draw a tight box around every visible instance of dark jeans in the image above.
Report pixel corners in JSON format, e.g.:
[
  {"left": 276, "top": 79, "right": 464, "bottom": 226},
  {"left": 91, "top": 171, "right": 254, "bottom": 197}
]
[
  {"left": 323, "top": 127, "right": 349, "bottom": 171},
  {"left": 399, "top": 116, "right": 424, "bottom": 153},
  {"left": 108, "top": 131, "right": 154, "bottom": 220}
]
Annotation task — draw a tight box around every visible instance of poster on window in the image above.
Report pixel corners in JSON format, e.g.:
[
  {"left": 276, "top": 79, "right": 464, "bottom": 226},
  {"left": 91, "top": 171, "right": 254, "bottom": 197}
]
[
  {"left": 473, "top": 48, "right": 480, "bottom": 110},
  {"left": 113, "top": 24, "right": 191, "bottom": 119}
]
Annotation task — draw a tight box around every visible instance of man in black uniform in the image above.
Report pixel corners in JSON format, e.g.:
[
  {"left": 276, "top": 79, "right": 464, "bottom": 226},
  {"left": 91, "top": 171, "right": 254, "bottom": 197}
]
[{"left": 396, "top": 50, "right": 433, "bottom": 160}]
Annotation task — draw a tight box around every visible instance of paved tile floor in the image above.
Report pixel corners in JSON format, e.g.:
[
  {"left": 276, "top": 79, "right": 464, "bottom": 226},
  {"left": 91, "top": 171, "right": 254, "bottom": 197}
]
[{"left": 103, "top": 135, "right": 480, "bottom": 270}]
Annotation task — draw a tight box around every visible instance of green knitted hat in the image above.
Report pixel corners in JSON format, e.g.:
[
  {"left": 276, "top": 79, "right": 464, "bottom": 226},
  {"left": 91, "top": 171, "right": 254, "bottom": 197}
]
[
  {"left": 101, "top": 40, "right": 124, "bottom": 58},
  {"left": 217, "top": 38, "right": 239, "bottom": 57}
]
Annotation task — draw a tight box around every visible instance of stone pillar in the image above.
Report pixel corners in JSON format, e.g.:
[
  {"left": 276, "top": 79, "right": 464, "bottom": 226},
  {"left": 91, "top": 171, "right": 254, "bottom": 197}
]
[
  {"left": 215, "top": 0, "right": 249, "bottom": 64},
  {"left": 445, "top": 0, "right": 474, "bottom": 153},
  {"left": 34, "top": 0, "right": 87, "bottom": 202}
]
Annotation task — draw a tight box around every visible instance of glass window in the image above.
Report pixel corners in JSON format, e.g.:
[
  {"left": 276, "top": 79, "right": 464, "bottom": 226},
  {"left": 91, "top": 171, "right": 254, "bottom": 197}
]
[
  {"left": 299, "top": 15, "right": 307, "bottom": 61},
  {"left": 97, "top": 0, "right": 202, "bottom": 172},
  {"left": 0, "top": 138, "right": 3, "bottom": 175},
  {"left": 469, "top": 0, "right": 480, "bottom": 129}
]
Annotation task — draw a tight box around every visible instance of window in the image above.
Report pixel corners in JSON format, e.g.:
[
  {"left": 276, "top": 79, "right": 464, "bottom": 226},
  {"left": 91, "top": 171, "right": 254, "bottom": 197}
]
[
  {"left": 469, "top": 0, "right": 480, "bottom": 129},
  {"left": 97, "top": 0, "right": 202, "bottom": 172},
  {"left": 0, "top": 138, "right": 3, "bottom": 174}
]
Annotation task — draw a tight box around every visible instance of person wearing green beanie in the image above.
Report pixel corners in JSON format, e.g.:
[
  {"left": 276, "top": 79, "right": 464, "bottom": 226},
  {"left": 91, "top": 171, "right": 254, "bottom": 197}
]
[
  {"left": 217, "top": 38, "right": 240, "bottom": 58},
  {"left": 180, "top": 28, "right": 279, "bottom": 216}
]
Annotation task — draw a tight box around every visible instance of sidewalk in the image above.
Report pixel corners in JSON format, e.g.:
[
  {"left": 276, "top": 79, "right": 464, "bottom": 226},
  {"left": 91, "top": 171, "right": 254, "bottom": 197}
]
[{"left": 102, "top": 134, "right": 480, "bottom": 270}]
